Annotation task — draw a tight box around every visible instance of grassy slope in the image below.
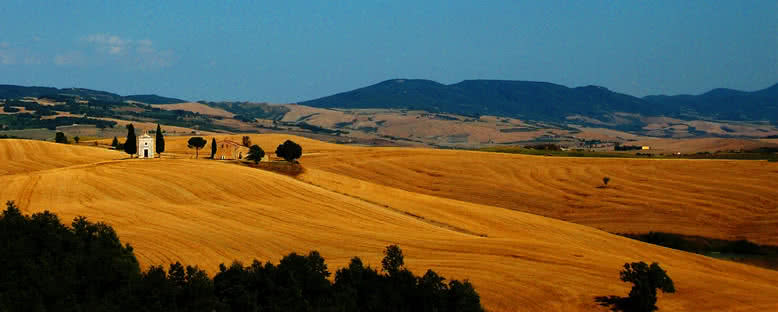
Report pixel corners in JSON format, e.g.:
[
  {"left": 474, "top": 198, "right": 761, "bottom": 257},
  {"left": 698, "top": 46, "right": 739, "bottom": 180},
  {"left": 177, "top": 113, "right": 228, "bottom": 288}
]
[{"left": 0, "top": 137, "right": 777, "bottom": 311}]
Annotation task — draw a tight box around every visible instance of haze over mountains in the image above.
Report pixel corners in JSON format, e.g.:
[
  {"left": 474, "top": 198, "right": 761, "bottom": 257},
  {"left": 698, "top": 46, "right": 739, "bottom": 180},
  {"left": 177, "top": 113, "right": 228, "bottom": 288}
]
[{"left": 300, "top": 79, "right": 778, "bottom": 123}]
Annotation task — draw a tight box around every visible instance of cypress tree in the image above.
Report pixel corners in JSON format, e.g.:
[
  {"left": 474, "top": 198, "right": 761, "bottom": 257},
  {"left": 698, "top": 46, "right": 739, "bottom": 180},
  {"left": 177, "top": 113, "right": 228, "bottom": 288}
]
[
  {"left": 155, "top": 124, "right": 165, "bottom": 158},
  {"left": 211, "top": 138, "right": 217, "bottom": 159},
  {"left": 124, "top": 124, "right": 137, "bottom": 158},
  {"left": 111, "top": 136, "right": 119, "bottom": 148}
]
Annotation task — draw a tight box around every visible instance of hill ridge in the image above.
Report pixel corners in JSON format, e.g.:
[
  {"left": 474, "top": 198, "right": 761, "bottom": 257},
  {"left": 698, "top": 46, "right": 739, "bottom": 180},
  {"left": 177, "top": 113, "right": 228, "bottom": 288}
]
[
  {"left": 300, "top": 79, "right": 778, "bottom": 122},
  {"left": 0, "top": 84, "right": 187, "bottom": 104}
]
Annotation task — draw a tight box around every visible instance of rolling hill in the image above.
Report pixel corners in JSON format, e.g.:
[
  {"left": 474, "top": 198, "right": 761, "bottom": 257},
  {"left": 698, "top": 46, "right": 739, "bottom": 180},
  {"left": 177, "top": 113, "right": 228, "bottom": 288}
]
[
  {"left": 2, "top": 136, "right": 778, "bottom": 311},
  {"left": 300, "top": 79, "right": 778, "bottom": 123},
  {"left": 299, "top": 79, "right": 649, "bottom": 121},
  {"left": 4, "top": 82, "right": 778, "bottom": 149},
  {"left": 0, "top": 84, "right": 187, "bottom": 104},
  {"left": 644, "top": 83, "right": 778, "bottom": 121}
]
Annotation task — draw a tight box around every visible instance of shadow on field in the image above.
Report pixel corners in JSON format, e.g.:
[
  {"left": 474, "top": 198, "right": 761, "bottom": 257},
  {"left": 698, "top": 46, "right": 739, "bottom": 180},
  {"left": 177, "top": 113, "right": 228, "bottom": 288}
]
[
  {"left": 245, "top": 160, "right": 305, "bottom": 177},
  {"left": 594, "top": 295, "right": 630, "bottom": 311}
]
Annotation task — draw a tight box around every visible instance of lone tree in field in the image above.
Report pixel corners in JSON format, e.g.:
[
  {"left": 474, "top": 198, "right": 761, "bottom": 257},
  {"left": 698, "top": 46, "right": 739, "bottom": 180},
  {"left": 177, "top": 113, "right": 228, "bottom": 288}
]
[
  {"left": 605, "top": 262, "right": 674, "bottom": 312},
  {"left": 242, "top": 135, "right": 251, "bottom": 147},
  {"left": 124, "top": 124, "right": 137, "bottom": 158},
  {"left": 55, "top": 132, "right": 68, "bottom": 144},
  {"left": 111, "top": 136, "right": 119, "bottom": 148},
  {"left": 210, "top": 138, "right": 217, "bottom": 159},
  {"left": 275, "top": 140, "right": 302, "bottom": 162},
  {"left": 187, "top": 136, "right": 207, "bottom": 159},
  {"left": 246, "top": 144, "right": 265, "bottom": 164},
  {"left": 603, "top": 176, "right": 611, "bottom": 187},
  {"left": 155, "top": 124, "right": 165, "bottom": 158},
  {"left": 73, "top": 136, "right": 80, "bottom": 144}
]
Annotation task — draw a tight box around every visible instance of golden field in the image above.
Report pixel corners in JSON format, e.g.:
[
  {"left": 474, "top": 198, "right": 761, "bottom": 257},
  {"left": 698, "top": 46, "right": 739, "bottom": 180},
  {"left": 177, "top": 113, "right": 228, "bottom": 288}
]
[{"left": 2, "top": 135, "right": 778, "bottom": 311}]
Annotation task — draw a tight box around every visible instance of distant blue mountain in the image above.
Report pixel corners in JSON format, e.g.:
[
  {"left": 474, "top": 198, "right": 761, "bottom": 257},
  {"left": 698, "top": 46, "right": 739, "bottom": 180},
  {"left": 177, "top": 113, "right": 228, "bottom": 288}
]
[
  {"left": 300, "top": 79, "right": 778, "bottom": 122},
  {"left": 643, "top": 83, "right": 778, "bottom": 121},
  {"left": 0, "top": 85, "right": 186, "bottom": 104}
]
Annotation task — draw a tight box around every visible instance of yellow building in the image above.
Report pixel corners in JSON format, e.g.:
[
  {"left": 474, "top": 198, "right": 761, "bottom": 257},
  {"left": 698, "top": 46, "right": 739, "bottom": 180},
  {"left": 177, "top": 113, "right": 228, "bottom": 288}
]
[{"left": 213, "top": 140, "right": 249, "bottom": 160}]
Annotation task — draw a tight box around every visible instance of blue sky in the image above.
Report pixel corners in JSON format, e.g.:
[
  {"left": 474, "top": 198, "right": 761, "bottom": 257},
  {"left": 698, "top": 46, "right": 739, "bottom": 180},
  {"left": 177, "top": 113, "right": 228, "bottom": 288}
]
[{"left": 1, "top": 1, "right": 776, "bottom": 102}]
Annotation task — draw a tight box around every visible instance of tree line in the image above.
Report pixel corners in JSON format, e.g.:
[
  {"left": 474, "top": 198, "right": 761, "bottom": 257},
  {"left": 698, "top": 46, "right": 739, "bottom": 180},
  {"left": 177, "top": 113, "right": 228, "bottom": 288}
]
[{"left": 0, "top": 202, "right": 485, "bottom": 312}]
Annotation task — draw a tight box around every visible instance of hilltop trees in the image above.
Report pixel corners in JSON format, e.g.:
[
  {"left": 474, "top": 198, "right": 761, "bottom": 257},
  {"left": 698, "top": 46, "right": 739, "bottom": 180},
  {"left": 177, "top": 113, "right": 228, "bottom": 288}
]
[
  {"left": 124, "top": 124, "right": 137, "bottom": 157},
  {"left": 187, "top": 136, "right": 207, "bottom": 159},
  {"left": 276, "top": 139, "right": 302, "bottom": 162},
  {"left": 155, "top": 124, "right": 165, "bottom": 157},
  {"left": 54, "top": 131, "right": 68, "bottom": 144},
  {"left": 246, "top": 145, "right": 265, "bottom": 164}
]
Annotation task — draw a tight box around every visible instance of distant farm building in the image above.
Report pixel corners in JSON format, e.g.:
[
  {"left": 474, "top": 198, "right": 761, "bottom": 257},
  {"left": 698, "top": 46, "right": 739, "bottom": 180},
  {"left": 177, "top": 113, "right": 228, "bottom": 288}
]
[
  {"left": 138, "top": 132, "right": 154, "bottom": 159},
  {"left": 641, "top": 146, "right": 651, "bottom": 150},
  {"left": 213, "top": 140, "right": 250, "bottom": 160}
]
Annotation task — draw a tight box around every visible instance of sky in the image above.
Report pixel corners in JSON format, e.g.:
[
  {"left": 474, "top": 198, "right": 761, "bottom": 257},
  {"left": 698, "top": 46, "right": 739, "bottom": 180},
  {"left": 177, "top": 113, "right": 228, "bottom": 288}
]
[{"left": 0, "top": 1, "right": 776, "bottom": 103}]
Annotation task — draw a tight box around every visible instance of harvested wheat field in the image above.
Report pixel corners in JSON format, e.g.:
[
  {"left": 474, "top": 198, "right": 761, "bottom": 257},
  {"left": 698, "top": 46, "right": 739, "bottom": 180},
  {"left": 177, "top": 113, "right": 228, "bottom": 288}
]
[
  {"left": 296, "top": 145, "right": 778, "bottom": 246},
  {"left": 2, "top": 137, "right": 778, "bottom": 311}
]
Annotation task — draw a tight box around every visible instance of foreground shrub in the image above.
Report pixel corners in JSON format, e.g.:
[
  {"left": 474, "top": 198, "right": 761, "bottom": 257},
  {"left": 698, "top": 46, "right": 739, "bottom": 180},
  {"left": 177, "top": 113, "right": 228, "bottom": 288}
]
[{"left": 597, "top": 261, "right": 675, "bottom": 312}]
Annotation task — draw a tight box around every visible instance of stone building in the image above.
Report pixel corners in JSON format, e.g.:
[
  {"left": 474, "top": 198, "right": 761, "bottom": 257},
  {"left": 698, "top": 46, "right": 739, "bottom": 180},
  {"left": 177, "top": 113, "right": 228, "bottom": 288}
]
[
  {"left": 213, "top": 140, "right": 249, "bottom": 160},
  {"left": 137, "top": 132, "right": 155, "bottom": 159}
]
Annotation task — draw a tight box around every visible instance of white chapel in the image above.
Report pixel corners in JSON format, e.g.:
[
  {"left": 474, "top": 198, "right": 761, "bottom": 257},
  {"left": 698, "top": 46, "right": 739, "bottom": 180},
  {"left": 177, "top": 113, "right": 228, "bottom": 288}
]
[{"left": 137, "top": 132, "right": 155, "bottom": 159}]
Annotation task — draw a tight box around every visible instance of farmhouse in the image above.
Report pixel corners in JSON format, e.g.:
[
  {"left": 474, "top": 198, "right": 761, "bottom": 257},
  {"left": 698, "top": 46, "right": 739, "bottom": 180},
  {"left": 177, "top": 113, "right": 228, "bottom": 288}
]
[
  {"left": 137, "top": 132, "right": 154, "bottom": 159},
  {"left": 213, "top": 139, "right": 249, "bottom": 160},
  {"left": 641, "top": 146, "right": 651, "bottom": 150}
]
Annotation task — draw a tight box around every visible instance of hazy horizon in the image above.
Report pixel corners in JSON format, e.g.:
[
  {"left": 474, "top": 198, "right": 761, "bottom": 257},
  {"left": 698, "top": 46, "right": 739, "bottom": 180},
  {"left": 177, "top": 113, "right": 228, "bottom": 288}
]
[{"left": 1, "top": 1, "right": 776, "bottom": 103}]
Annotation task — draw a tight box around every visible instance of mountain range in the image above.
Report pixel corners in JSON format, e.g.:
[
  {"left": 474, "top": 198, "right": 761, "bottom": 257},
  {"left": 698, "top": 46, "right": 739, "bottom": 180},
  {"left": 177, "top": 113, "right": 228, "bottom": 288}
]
[
  {"left": 0, "top": 85, "right": 186, "bottom": 104},
  {"left": 2, "top": 79, "right": 777, "bottom": 127},
  {"left": 300, "top": 79, "right": 778, "bottom": 123}
]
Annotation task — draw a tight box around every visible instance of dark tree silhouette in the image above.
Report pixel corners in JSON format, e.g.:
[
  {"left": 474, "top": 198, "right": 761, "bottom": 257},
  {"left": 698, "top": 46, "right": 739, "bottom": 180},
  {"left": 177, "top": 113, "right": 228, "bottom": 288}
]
[
  {"left": 596, "top": 262, "right": 675, "bottom": 312},
  {"left": 74, "top": 136, "right": 80, "bottom": 144},
  {"left": 603, "top": 177, "right": 611, "bottom": 187},
  {"left": 155, "top": 124, "right": 165, "bottom": 157},
  {"left": 124, "top": 124, "right": 137, "bottom": 157},
  {"left": 111, "top": 136, "right": 119, "bottom": 148},
  {"left": 187, "top": 137, "right": 207, "bottom": 159},
  {"left": 54, "top": 132, "right": 68, "bottom": 144},
  {"left": 246, "top": 144, "right": 265, "bottom": 164},
  {"left": 242, "top": 136, "right": 251, "bottom": 147},
  {"left": 382, "top": 244, "right": 405, "bottom": 275},
  {"left": 0, "top": 203, "right": 486, "bottom": 312},
  {"left": 275, "top": 140, "right": 302, "bottom": 162},
  {"left": 210, "top": 138, "right": 217, "bottom": 159}
]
